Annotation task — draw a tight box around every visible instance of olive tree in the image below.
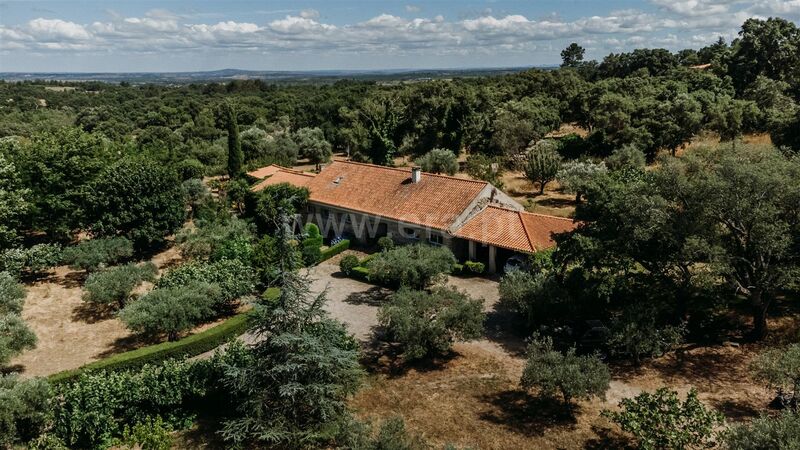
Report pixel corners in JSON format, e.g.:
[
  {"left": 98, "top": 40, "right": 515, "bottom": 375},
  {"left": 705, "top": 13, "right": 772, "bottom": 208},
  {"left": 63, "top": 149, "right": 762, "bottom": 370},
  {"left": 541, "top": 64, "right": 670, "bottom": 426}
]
[
  {"left": 603, "top": 388, "right": 723, "bottom": 450},
  {"left": 0, "top": 375, "right": 52, "bottom": 447},
  {"left": 520, "top": 334, "right": 610, "bottom": 411},
  {"left": 295, "top": 127, "right": 332, "bottom": 171},
  {"left": 751, "top": 343, "right": 800, "bottom": 410},
  {"left": 525, "top": 139, "right": 563, "bottom": 194},
  {"left": 61, "top": 237, "right": 133, "bottom": 273},
  {"left": 378, "top": 287, "right": 485, "bottom": 360},
  {"left": 414, "top": 148, "right": 459, "bottom": 175},
  {"left": 82, "top": 262, "right": 157, "bottom": 309},
  {"left": 367, "top": 244, "right": 456, "bottom": 289},
  {"left": 723, "top": 411, "right": 800, "bottom": 450}
]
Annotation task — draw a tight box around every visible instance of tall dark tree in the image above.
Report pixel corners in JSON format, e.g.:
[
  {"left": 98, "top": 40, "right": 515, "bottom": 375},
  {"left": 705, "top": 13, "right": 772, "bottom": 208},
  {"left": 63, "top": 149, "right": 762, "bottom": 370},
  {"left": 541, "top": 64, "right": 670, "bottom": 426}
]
[
  {"left": 561, "top": 43, "right": 586, "bottom": 68},
  {"left": 224, "top": 102, "right": 244, "bottom": 178}
]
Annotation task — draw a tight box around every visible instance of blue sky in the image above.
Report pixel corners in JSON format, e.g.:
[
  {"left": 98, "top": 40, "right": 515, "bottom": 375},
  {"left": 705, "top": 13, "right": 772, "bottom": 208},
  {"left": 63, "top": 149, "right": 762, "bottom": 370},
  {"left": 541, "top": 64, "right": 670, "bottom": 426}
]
[{"left": 1, "top": 0, "right": 798, "bottom": 72}]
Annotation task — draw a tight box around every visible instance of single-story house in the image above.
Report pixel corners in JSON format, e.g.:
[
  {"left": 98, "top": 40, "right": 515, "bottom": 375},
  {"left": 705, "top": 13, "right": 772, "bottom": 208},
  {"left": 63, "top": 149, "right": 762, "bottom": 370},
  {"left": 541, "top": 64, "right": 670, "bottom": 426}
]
[{"left": 248, "top": 161, "right": 576, "bottom": 273}]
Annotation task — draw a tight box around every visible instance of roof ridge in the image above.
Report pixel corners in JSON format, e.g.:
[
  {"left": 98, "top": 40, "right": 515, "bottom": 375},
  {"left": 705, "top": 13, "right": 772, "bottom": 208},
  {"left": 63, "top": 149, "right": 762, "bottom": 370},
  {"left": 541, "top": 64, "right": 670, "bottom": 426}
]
[
  {"left": 332, "top": 160, "right": 488, "bottom": 186},
  {"left": 484, "top": 204, "right": 574, "bottom": 222},
  {"left": 517, "top": 209, "right": 537, "bottom": 253}
]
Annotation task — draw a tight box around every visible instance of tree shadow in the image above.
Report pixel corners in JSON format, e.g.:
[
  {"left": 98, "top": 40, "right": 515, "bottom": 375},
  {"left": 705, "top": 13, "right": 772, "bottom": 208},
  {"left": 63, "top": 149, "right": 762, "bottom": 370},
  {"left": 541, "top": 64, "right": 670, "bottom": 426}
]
[
  {"left": 343, "top": 286, "right": 391, "bottom": 307},
  {"left": 536, "top": 197, "right": 577, "bottom": 209},
  {"left": 478, "top": 389, "right": 578, "bottom": 437},
  {"left": 710, "top": 398, "right": 761, "bottom": 421},
  {"left": 0, "top": 364, "right": 25, "bottom": 375},
  {"left": 583, "top": 425, "right": 634, "bottom": 450},
  {"left": 97, "top": 333, "right": 162, "bottom": 358},
  {"left": 70, "top": 301, "right": 116, "bottom": 324},
  {"left": 35, "top": 269, "right": 86, "bottom": 289},
  {"left": 175, "top": 417, "right": 229, "bottom": 449},
  {"left": 359, "top": 331, "right": 459, "bottom": 378},
  {"left": 483, "top": 302, "right": 530, "bottom": 357}
]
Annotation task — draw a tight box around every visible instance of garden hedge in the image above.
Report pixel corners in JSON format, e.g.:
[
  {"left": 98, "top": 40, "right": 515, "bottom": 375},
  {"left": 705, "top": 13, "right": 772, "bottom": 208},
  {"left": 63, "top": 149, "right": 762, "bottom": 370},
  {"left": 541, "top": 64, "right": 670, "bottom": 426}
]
[
  {"left": 318, "top": 239, "right": 350, "bottom": 263},
  {"left": 48, "top": 288, "right": 281, "bottom": 384}
]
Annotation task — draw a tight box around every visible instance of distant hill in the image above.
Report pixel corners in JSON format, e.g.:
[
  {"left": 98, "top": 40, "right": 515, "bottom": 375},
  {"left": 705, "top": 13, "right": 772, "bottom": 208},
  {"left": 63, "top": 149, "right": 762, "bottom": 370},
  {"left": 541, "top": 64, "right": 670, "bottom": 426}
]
[{"left": 0, "top": 67, "right": 551, "bottom": 84}]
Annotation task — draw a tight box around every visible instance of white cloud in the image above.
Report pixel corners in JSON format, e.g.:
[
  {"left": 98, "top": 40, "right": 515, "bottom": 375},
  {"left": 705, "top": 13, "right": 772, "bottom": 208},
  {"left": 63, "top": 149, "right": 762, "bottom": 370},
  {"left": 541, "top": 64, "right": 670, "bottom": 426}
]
[
  {"left": 405, "top": 5, "right": 421, "bottom": 13},
  {"left": 27, "top": 18, "right": 91, "bottom": 40},
  {"left": 300, "top": 9, "right": 320, "bottom": 19}
]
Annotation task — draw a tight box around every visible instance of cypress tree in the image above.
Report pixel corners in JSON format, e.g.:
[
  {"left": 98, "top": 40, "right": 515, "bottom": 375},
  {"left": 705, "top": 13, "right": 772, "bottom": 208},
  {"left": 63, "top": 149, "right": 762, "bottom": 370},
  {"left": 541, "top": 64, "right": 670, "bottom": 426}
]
[{"left": 225, "top": 103, "right": 244, "bottom": 178}]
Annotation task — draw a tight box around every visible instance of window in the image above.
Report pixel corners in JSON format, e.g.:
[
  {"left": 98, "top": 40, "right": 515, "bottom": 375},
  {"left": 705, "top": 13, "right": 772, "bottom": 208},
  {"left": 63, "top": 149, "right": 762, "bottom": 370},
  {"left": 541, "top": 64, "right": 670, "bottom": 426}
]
[
  {"left": 428, "top": 233, "right": 444, "bottom": 246},
  {"left": 401, "top": 227, "right": 419, "bottom": 240}
]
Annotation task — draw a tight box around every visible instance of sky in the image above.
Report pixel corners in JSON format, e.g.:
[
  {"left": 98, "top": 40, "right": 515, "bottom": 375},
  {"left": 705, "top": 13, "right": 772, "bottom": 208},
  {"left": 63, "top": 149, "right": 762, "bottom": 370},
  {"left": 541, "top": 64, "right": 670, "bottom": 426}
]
[{"left": 0, "top": 0, "right": 799, "bottom": 72}]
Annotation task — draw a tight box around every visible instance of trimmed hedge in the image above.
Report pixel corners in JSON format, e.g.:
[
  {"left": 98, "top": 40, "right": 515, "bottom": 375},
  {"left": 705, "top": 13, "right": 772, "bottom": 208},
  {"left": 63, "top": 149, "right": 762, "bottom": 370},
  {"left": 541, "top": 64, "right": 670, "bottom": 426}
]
[
  {"left": 48, "top": 288, "right": 281, "bottom": 384},
  {"left": 319, "top": 239, "right": 350, "bottom": 263}
]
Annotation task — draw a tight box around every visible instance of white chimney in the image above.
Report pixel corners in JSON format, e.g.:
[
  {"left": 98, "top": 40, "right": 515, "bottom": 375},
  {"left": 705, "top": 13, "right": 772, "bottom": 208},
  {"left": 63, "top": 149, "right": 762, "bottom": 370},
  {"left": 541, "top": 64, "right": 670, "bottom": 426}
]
[{"left": 411, "top": 167, "right": 422, "bottom": 183}]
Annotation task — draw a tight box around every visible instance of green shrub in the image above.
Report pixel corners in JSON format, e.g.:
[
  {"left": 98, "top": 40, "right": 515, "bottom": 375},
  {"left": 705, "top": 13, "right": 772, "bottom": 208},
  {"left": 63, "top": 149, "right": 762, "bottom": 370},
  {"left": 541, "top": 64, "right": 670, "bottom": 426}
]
[
  {"left": 319, "top": 239, "right": 350, "bottom": 262},
  {"left": 49, "top": 312, "right": 253, "bottom": 384},
  {"left": 351, "top": 266, "right": 370, "bottom": 281},
  {"left": 414, "top": 148, "right": 459, "bottom": 175},
  {"left": 498, "top": 270, "right": 569, "bottom": 327},
  {"left": 521, "top": 334, "right": 610, "bottom": 410},
  {"left": 0, "top": 271, "right": 25, "bottom": 315},
  {"left": 52, "top": 360, "right": 205, "bottom": 449},
  {"left": 464, "top": 260, "right": 485, "bottom": 274},
  {"left": 176, "top": 217, "right": 254, "bottom": 263},
  {"left": 339, "top": 254, "right": 360, "bottom": 276},
  {"left": 301, "top": 223, "right": 323, "bottom": 266},
  {"left": 0, "top": 314, "right": 37, "bottom": 365},
  {"left": 61, "top": 237, "right": 133, "bottom": 272},
  {"left": 377, "top": 236, "right": 395, "bottom": 252},
  {"left": 378, "top": 287, "right": 485, "bottom": 361},
  {"left": 82, "top": 262, "right": 157, "bottom": 309},
  {"left": 0, "top": 375, "right": 52, "bottom": 447},
  {"left": 28, "top": 433, "right": 69, "bottom": 450},
  {"left": 608, "top": 304, "right": 686, "bottom": 364},
  {"left": 723, "top": 411, "right": 800, "bottom": 450},
  {"left": 157, "top": 259, "right": 256, "bottom": 312},
  {"left": 0, "top": 244, "right": 62, "bottom": 278},
  {"left": 119, "top": 416, "right": 174, "bottom": 450},
  {"left": 751, "top": 343, "right": 800, "bottom": 407},
  {"left": 340, "top": 416, "right": 430, "bottom": 450},
  {"left": 119, "top": 282, "right": 220, "bottom": 341},
  {"left": 603, "top": 388, "right": 723, "bottom": 450},
  {"left": 367, "top": 244, "right": 456, "bottom": 289},
  {"left": 176, "top": 158, "right": 205, "bottom": 181}
]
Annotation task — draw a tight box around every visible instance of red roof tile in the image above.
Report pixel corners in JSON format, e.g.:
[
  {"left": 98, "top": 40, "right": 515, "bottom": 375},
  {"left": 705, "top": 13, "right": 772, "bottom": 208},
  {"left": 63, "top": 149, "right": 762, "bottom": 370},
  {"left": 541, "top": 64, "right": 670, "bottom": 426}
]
[
  {"left": 247, "top": 164, "right": 284, "bottom": 179},
  {"left": 251, "top": 168, "right": 315, "bottom": 191},
  {"left": 305, "top": 161, "right": 489, "bottom": 230},
  {"left": 456, "top": 205, "right": 575, "bottom": 253}
]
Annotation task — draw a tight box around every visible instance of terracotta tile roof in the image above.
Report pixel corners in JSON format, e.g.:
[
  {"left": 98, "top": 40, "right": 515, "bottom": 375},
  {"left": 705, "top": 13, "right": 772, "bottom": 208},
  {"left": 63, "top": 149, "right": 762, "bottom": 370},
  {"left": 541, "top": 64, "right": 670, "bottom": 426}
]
[
  {"left": 251, "top": 167, "right": 315, "bottom": 191},
  {"left": 247, "top": 164, "right": 284, "bottom": 179},
  {"left": 305, "top": 161, "right": 489, "bottom": 230},
  {"left": 456, "top": 205, "right": 576, "bottom": 253}
]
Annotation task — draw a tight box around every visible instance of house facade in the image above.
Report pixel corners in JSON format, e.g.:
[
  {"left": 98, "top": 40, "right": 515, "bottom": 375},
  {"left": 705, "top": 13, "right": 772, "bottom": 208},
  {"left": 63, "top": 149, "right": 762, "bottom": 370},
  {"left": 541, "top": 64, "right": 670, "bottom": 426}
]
[{"left": 249, "top": 161, "right": 576, "bottom": 273}]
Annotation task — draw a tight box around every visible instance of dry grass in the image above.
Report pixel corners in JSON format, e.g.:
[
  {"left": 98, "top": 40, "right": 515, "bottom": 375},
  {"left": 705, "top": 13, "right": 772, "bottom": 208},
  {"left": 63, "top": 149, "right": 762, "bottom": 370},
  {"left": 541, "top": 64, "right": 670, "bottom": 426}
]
[{"left": 9, "top": 244, "right": 229, "bottom": 378}]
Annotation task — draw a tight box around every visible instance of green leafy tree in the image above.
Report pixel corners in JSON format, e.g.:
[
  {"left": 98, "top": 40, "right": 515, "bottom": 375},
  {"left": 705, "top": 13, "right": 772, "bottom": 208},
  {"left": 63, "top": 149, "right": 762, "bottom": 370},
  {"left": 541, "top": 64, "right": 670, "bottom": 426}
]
[
  {"left": 498, "top": 269, "right": 570, "bottom": 328},
  {"left": 87, "top": 158, "right": 186, "bottom": 251},
  {"left": 0, "top": 154, "right": 29, "bottom": 250},
  {"left": 492, "top": 97, "right": 561, "bottom": 159},
  {"left": 367, "top": 244, "right": 456, "bottom": 289},
  {"left": 0, "top": 375, "right": 52, "bottom": 447},
  {"left": 603, "top": 388, "right": 723, "bottom": 450},
  {"left": 608, "top": 304, "right": 686, "bottom": 364},
  {"left": 244, "top": 183, "right": 309, "bottom": 235},
  {"left": 751, "top": 344, "right": 800, "bottom": 409},
  {"left": 605, "top": 144, "right": 646, "bottom": 171},
  {"left": 295, "top": 127, "right": 333, "bottom": 171},
  {"left": 156, "top": 259, "right": 256, "bottom": 312},
  {"left": 118, "top": 282, "right": 219, "bottom": 341},
  {"left": 557, "top": 159, "right": 607, "bottom": 203},
  {"left": 0, "top": 272, "right": 25, "bottom": 315},
  {"left": 561, "top": 43, "right": 586, "bottom": 68},
  {"left": 176, "top": 216, "right": 254, "bottom": 263},
  {"left": 0, "top": 314, "right": 37, "bottom": 366},
  {"left": 520, "top": 334, "right": 610, "bottom": 411},
  {"left": 0, "top": 244, "right": 62, "bottom": 279},
  {"left": 464, "top": 153, "right": 504, "bottom": 187},
  {"left": 723, "top": 411, "right": 800, "bottom": 450},
  {"left": 82, "top": 262, "right": 157, "bottom": 309},
  {"left": 378, "top": 286, "right": 484, "bottom": 361},
  {"left": 525, "top": 139, "right": 563, "bottom": 194},
  {"left": 301, "top": 222, "right": 323, "bottom": 266},
  {"left": 61, "top": 237, "right": 133, "bottom": 273},
  {"left": 414, "top": 148, "right": 459, "bottom": 175},
  {"left": 119, "top": 416, "right": 174, "bottom": 450}
]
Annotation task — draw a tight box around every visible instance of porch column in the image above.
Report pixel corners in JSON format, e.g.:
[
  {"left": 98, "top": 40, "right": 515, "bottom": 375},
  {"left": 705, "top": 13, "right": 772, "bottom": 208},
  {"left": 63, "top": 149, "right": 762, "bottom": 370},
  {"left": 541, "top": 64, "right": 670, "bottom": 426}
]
[
  {"left": 488, "top": 245, "right": 497, "bottom": 273},
  {"left": 468, "top": 240, "right": 476, "bottom": 260}
]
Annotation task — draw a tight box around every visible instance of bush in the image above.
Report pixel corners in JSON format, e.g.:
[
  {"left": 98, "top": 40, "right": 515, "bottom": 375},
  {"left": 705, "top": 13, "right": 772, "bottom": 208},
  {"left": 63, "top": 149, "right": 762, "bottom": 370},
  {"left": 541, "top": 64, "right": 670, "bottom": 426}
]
[
  {"left": 603, "top": 388, "right": 723, "bottom": 450},
  {"left": 0, "top": 375, "right": 52, "bottom": 447},
  {"left": 0, "top": 271, "right": 25, "bottom": 315},
  {"left": 606, "top": 144, "right": 646, "bottom": 171},
  {"left": 339, "top": 254, "right": 360, "bottom": 276},
  {"left": 87, "top": 158, "right": 186, "bottom": 251},
  {"left": 498, "top": 270, "right": 569, "bottom": 327},
  {"left": 301, "top": 223, "right": 323, "bottom": 266},
  {"left": 377, "top": 236, "right": 395, "bottom": 252},
  {"left": 367, "top": 244, "right": 456, "bottom": 289},
  {"left": 176, "top": 217, "right": 254, "bottom": 263},
  {"left": 340, "top": 416, "right": 430, "bottom": 450},
  {"left": 521, "top": 334, "right": 610, "bottom": 410},
  {"left": 0, "top": 244, "right": 62, "bottom": 278},
  {"left": 378, "top": 287, "right": 485, "bottom": 360},
  {"left": 82, "top": 262, "right": 157, "bottom": 309},
  {"left": 48, "top": 310, "right": 258, "bottom": 384},
  {"left": 0, "top": 314, "right": 37, "bottom": 365},
  {"left": 61, "top": 237, "right": 133, "bottom": 272},
  {"left": 175, "top": 158, "right": 205, "bottom": 181},
  {"left": 723, "top": 411, "right": 800, "bottom": 450},
  {"left": 244, "top": 183, "right": 309, "bottom": 234},
  {"left": 319, "top": 239, "right": 350, "bottom": 262},
  {"left": 156, "top": 259, "right": 256, "bottom": 312},
  {"left": 751, "top": 343, "right": 800, "bottom": 408},
  {"left": 464, "top": 260, "right": 485, "bottom": 274},
  {"left": 525, "top": 139, "right": 563, "bottom": 194},
  {"left": 414, "top": 148, "right": 459, "bottom": 175},
  {"left": 52, "top": 360, "right": 206, "bottom": 449},
  {"left": 119, "top": 416, "right": 174, "bottom": 450},
  {"left": 119, "top": 282, "right": 220, "bottom": 341},
  {"left": 608, "top": 305, "right": 686, "bottom": 364},
  {"left": 465, "top": 153, "right": 504, "bottom": 187}
]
